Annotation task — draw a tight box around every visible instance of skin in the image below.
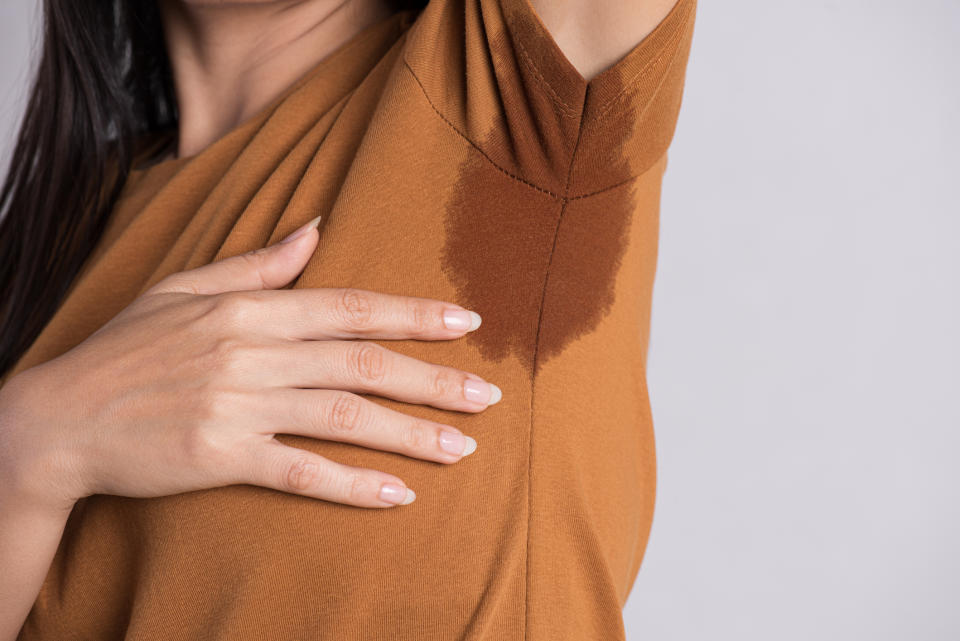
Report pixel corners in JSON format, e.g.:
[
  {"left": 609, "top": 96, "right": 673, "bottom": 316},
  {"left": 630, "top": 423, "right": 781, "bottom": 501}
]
[
  {"left": 161, "top": 0, "right": 682, "bottom": 159},
  {"left": 530, "top": 0, "right": 681, "bottom": 82},
  {"left": 0, "top": 1, "right": 681, "bottom": 638},
  {"left": 157, "top": 0, "right": 397, "bottom": 159}
]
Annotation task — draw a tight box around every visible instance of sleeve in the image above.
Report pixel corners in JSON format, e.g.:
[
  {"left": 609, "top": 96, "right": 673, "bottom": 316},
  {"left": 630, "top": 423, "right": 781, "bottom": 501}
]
[
  {"left": 398, "top": 0, "right": 698, "bottom": 637},
  {"left": 402, "top": 0, "right": 698, "bottom": 198}
]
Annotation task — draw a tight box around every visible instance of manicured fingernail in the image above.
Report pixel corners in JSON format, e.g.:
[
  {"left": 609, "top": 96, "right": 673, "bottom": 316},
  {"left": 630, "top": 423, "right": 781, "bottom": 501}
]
[
  {"left": 463, "top": 379, "right": 502, "bottom": 405},
  {"left": 280, "top": 214, "right": 323, "bottom": 244},
  {"left": 439, "top": 430, "right": 477, "bottom": 456},
  {"left": 443, "top": 309, "right": 482, "bottom": 331},
  {"left": 379, "top": 483, "right": 415, "bottom": 505}
]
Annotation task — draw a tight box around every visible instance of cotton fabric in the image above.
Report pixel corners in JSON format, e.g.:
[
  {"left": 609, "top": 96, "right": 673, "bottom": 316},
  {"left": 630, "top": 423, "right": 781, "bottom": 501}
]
[{"left": 9, "top": 0, "right": 697, "bottom": 638}]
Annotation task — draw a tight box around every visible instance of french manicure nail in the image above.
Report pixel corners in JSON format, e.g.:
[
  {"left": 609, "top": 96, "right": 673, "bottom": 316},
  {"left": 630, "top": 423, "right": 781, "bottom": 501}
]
[
  {"left": 443, "top": 309, "right": 482, "bottom": 331},
  {"left": 379, "top": 483, "right": 415, "bottom": 505},
  {"left": 280, "top": 214, "right": 323, "bottom": 244},
  {"left": 438, "top": 430, "right": 465, "bottom": 455},
  {"left": 439, "top": 430, "right": 477, "bottom": 456},
  {"left": 463, "top": 379, "right": 502, "bottom": 405}
]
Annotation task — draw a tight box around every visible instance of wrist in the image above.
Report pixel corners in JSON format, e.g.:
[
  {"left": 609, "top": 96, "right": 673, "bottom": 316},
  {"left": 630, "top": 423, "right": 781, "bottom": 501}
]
[{"left": 0, "top": 370, "right": 83, "bottom": 516}]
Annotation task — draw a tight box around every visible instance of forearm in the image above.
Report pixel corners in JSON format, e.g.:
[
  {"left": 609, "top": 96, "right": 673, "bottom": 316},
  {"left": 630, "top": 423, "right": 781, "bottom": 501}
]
[{"left": 0, "top": 489, "right": 72, "bottom": 641}]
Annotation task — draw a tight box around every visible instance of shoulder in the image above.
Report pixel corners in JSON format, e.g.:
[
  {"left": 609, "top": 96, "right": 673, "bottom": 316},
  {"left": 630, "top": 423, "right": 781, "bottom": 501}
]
[
  {"left": 528, "top": 0, "right": 685, "bottom": 81},
  {"left": 401, "top": 0, "right": 697, "bottom": 195}
]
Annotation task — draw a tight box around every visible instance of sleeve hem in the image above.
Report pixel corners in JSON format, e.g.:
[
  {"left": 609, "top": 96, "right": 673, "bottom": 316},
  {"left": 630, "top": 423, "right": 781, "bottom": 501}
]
[{"left": 505, "top": 0, "right": 697, "bottom": 123}]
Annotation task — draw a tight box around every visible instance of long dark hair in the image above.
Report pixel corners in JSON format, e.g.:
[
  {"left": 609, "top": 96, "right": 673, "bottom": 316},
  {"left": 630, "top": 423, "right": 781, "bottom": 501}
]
[{"left": 0, "top": 0, "right": 427, "bottom": 380}]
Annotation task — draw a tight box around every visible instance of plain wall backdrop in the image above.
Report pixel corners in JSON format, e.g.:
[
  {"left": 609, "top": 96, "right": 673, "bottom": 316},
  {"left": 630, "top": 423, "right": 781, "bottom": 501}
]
[{"left": 2, "top": 2, "right": 957, "bottom": 639}]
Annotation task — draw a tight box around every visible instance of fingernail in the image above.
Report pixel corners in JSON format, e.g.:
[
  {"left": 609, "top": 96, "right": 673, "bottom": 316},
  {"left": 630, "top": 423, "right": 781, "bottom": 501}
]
[
  {"left": 442, "top": 309, "right": 482, "bottom": 331},
  {"left": 280, "top": 214, "right": 323, "bottom": 244},
  {"left": 439, "top": 430, "right": 477, "bottom": 456},
  {"left": 463, "top": 379, "right": 502, "bottom": 405},
  {"left": 379, "top": 483, "right": 415, "bottom": 505}
]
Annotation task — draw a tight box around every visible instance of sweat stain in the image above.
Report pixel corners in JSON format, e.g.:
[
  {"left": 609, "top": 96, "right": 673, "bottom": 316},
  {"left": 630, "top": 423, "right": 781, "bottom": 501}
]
[{"left": 437, "top": 19, "right": 642, "bottom": 379}]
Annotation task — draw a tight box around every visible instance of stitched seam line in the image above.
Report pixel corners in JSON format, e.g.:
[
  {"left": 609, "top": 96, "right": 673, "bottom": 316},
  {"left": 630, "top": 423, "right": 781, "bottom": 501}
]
[
  {"left": 591, "top": 2, "right": 694, "bottom": 125},
  {"left": 403, "top": 57, "right": 652, "bottom": 201},
  {"left": 524, "top": 74, "right": 589, "bottom": 638},
  {"left": 568, "top": 173, "right": 641, "bottom": 200},
  {"left": 403, "top": 56, "right": 565, "bottom": 200},
  {"left": 513, "top": 37, "right": 580, "bottom": 119}
]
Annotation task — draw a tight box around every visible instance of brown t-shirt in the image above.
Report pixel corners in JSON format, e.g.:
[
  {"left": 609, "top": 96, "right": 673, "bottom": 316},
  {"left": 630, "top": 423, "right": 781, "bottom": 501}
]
[{"left": 11, "top": 0, "right": 696, "bottom": 638}]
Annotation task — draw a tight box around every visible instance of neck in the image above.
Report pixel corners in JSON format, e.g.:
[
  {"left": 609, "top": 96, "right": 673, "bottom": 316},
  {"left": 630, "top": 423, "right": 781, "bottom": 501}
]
[{"left": 157, "top": 0, "right": 394, "bottom": 160}]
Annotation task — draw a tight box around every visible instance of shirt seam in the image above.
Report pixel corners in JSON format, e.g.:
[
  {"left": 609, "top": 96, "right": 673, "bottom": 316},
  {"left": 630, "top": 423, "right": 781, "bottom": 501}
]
[
  {"left": 402, "top": 57, "right": 565, "bottom": 200},
  {"left": 401, "top": 57, "right": 647, "bottom": 202},
  {"left": 524, "top": 71, "right": 591, "bottom": 637},
  {"left": 512, "top": 36, "right": 581, "bottom": 119}
]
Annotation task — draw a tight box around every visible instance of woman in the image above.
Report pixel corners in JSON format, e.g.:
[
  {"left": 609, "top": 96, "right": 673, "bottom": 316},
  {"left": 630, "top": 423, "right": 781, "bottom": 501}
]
[{"left": 0, "top": 0, "right": 696, "bottom": 638}]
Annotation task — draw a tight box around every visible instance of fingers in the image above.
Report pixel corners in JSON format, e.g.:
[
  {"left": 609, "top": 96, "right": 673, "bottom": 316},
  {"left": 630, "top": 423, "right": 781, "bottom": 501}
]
[
  {"left": 240, "top": 438, "right": 417, "bottom": 508},
  {"left": 199, "top": 287, "right": 482, "bottom": 342},
  {"left": 261, "top": 388, "right": 479, "bottom": 464},
  {"left": 254, "top": 340, "right": 502, "bottom": 412},
  {"left": 145, "top": 215, "right": 322, "bottom": 297}
]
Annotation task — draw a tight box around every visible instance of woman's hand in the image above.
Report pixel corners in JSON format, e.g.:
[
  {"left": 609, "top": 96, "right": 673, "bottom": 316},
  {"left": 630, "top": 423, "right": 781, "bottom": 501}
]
[{"left": 0, "top": 215, "right": 499, "bottom": 512}]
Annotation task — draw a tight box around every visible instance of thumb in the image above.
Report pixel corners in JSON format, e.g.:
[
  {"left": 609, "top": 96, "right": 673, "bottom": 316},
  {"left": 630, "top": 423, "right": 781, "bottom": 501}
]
[{"left": 147, "top": 214, "right": 322, "bottom": 296}]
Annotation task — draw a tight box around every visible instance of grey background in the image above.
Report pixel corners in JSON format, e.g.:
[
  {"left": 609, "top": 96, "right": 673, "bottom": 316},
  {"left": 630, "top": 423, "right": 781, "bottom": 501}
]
[
  {"left": 2, "top": 1, "right": 958, "bottom": 639},
  {"left": 0, "top": 1, "right": 36, "bottom": 181}
]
